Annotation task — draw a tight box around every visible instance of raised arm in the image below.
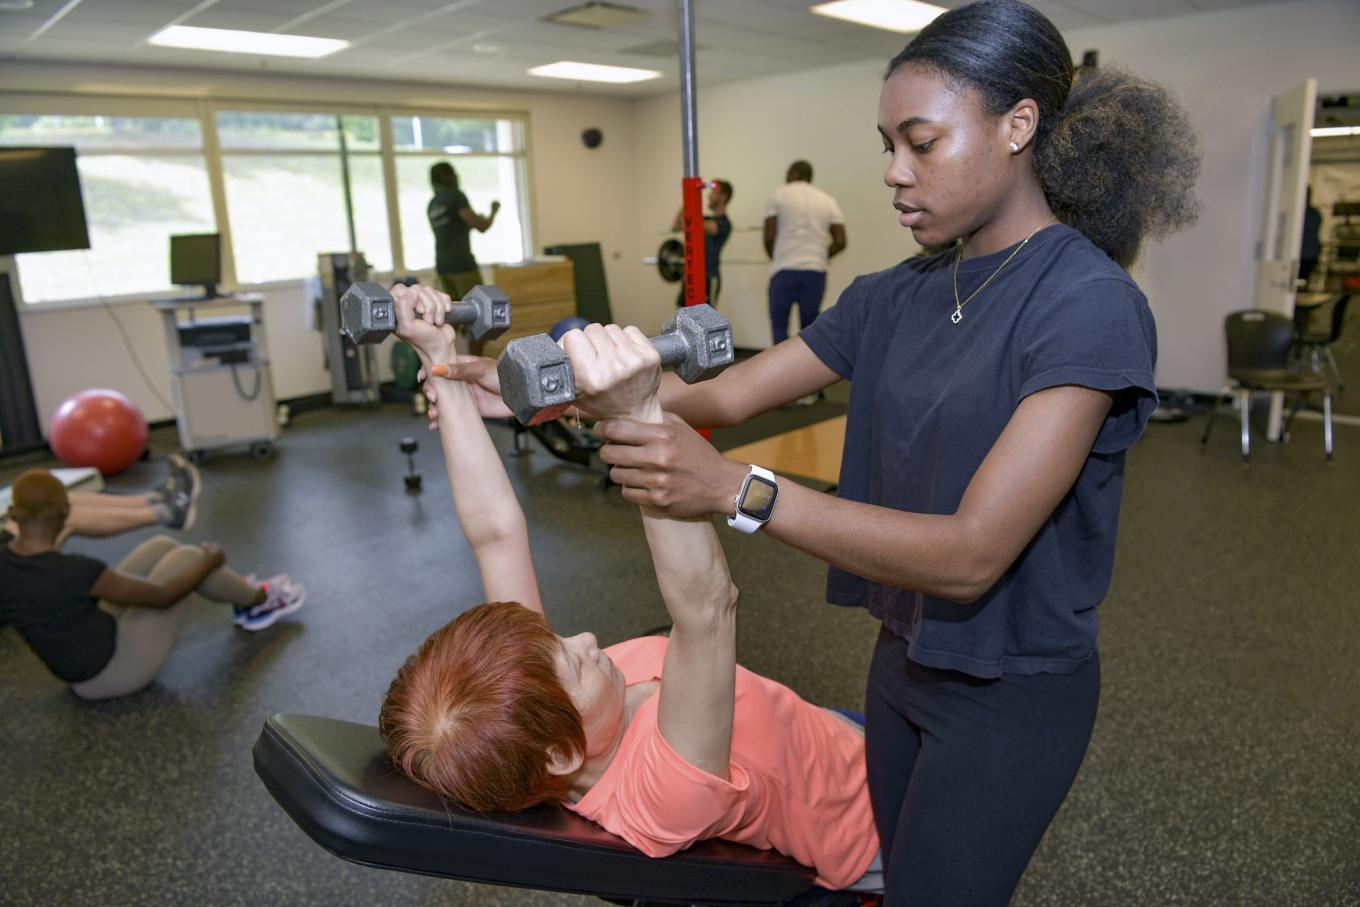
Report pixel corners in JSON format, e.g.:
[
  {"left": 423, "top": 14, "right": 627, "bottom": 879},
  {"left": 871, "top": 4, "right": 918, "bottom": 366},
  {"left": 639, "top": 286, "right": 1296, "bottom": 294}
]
[
  {"left": 564, "top": 325, "right": 739, "bottom": 780},
  {"left": 392, "top": 284, "right": 542, "bottom": 613},
  {"left": 458, "top": 200, "right": 500, "bottom": 233}
]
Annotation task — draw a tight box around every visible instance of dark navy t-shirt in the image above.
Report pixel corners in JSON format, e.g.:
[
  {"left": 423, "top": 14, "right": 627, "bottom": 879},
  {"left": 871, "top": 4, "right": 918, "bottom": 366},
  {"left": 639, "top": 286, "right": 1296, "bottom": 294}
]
[
  {"left": 428, "top": 186, "right": 476, "bottom": 275},
  {"left": 799, "top": 225, "right": 1156, "bottom": 679},
  {"left": 706, "top": 215, "right": 732, "bottom": 280},
  {"left": 0, "top": 529, "right": 114, "bottom": 683}
]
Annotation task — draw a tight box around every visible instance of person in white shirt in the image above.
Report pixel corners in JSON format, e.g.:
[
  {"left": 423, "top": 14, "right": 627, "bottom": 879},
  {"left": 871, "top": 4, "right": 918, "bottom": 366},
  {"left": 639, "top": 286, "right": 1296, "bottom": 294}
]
[{"left": 763, "top": 160, "right": 847, "bottom": 347}]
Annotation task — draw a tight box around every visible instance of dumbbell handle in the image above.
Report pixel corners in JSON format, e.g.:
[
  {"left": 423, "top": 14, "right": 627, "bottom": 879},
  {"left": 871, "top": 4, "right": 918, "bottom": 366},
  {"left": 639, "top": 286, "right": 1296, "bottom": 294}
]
[
  {"left": 339, "top": 282, "right": 512, "bottom": 345},
  {"left": 651, "top": 331, "right": 697, "bottom": 369}
]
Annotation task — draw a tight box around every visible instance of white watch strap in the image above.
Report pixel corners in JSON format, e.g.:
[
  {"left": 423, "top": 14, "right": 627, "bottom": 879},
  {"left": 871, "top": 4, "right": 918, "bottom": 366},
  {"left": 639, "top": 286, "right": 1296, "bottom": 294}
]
[{"left": 727, "top": 464, "right": 776, "bottom": 534}]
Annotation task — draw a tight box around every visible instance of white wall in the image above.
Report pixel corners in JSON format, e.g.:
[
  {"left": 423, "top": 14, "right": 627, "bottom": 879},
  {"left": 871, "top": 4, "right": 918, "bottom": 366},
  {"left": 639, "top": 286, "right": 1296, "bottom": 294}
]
[
  {"left": 1063, "top": 0, "right": 1360, "bottom": 391},
  {"left": 4, "top": 62, "right": 641, "bottom": 429},
  {"left": 626, "top": 0, "right": 1360, "bottom": 391},
  {"left": 631, "top": 59, "right": 917, "bottom": 349}
]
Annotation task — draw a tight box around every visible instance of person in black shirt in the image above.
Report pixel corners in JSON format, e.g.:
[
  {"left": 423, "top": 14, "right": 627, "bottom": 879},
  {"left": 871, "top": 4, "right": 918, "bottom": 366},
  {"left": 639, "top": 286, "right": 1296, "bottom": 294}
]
[
  {"left": 671, "top": 179, "right": 734, "bottom": 307},
  {"left": 522, "top": 3, "right": 1198, "bottom": 902},
  {"left": 1, "top": 469, "right": 305, "bottom": 700},
  {"left": 427, "top": 162, "right": 500, "bottom": 302},
  {"left": 1300, "top": 185, "right": 1323, "bottom": 285},
  {"left": 427, "top": 162, "right": 500, "bottom": 356}
]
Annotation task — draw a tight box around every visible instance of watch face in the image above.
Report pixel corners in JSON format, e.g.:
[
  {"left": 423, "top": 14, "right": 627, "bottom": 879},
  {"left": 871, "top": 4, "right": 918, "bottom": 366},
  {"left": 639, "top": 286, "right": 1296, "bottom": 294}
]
[{"left": 737, "top": 475, "right": 778, "bottom": 521}]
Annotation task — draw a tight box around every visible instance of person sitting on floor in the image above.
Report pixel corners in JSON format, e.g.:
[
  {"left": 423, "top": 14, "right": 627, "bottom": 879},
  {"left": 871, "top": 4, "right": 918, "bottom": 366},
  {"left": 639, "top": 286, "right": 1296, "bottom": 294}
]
[
  {"left": 0, "top": 468, "right": 304, "bottom": 701},
  {"left": 1, "top": 453, "right": 202, "bottom": 543},
  {"left": 378, "top": 286, "right": 881, "bottom": 894}
]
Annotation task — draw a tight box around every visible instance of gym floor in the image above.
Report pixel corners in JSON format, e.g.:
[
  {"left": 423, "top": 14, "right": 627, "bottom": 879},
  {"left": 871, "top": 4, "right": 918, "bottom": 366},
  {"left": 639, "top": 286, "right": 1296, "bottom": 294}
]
[{"left": 1, "top": 387, "right": 1357, "bottom": 906}]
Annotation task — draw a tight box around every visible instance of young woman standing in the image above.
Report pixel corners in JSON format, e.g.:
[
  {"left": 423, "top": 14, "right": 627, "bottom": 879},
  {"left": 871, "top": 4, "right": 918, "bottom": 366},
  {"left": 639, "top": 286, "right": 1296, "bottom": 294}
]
[{"left": 440, "top": 2, "right": 1199, "bottom": 900}]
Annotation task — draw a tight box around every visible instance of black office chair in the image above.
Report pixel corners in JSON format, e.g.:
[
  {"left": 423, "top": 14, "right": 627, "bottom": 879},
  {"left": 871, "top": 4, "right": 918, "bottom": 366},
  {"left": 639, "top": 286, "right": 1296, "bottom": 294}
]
[
  {"left": 1292, "top": 293, "right": 1350, "bottom": 391},
  {"left": 1201, "top": 310, "right": 1334, "bottom": 462}
]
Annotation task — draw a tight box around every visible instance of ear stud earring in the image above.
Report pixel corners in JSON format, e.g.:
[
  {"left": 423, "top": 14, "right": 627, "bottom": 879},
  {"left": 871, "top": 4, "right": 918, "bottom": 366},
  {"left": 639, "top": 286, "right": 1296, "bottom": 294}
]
[{"left": 1009, "top": 142, "right": 1020, "bottom": 153}]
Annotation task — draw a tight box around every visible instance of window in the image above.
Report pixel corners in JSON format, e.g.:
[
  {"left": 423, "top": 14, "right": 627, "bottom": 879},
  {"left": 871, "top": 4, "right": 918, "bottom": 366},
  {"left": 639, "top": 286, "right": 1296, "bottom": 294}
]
[
  {"left": 217, "top": 112, "right": 392, "bottom": 282},
  {"left": 391, "top": 114, "right": 527, "bottom": 272},
  {"left": 1, "top": 102, "right": 534, "bottom": 303},
  {"left": 0, "top": 115, "right": 215, "bottom": 303}
]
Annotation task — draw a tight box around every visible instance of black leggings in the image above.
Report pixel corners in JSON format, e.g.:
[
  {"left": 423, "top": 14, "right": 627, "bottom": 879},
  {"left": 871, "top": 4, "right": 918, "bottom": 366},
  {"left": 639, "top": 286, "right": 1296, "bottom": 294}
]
[{"left": 864, "top": 626, "right": 1100, "bottom": 905}]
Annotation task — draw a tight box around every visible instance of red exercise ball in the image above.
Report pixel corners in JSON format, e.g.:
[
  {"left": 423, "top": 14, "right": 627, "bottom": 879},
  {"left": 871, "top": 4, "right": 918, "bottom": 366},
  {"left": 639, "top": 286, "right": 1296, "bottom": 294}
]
[{"left": 49, "top": 389, "right": 149, "bottom": 477}]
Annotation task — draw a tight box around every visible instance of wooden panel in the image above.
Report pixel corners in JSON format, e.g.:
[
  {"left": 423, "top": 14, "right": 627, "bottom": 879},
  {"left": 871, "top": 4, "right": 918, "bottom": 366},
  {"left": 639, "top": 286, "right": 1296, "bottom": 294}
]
[
  {"left": 485, "top": 260, "right": 576, "bottom": 357},
  {"left": 723, "top": 416, "right": 846, "bottom": 486}
]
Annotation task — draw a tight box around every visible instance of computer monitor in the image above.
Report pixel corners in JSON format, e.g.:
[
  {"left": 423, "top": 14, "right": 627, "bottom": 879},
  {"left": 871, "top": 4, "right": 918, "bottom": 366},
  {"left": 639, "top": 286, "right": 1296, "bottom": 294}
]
[
  {"left": 0, "top": 147, "right": 91, "bottom": 256},
  {"left": 170, "top": 233, "right": 222, "bottom": 299}
]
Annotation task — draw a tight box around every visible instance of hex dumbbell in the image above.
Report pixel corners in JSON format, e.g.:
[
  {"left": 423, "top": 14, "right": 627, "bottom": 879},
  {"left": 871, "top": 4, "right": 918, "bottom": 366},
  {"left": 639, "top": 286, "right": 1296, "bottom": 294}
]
[
  {"left": 338, "top": 282, "right": 511, "bottom": 345},
  {"left": 497, "top": 304, "right": 734, "bottom": 425}
]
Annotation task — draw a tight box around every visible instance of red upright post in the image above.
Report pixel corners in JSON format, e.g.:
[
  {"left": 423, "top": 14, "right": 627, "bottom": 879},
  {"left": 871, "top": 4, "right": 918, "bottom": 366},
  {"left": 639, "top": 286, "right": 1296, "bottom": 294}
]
[{"left": 681, "top": 176, "right": 708, "bottom": 308}]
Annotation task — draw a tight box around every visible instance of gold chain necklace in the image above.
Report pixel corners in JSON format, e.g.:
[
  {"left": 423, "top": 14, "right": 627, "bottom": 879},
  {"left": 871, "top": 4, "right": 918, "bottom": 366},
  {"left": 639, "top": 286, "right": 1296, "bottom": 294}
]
[{"left": 950, "top": 216, "right": 1056, "bottom": 324}]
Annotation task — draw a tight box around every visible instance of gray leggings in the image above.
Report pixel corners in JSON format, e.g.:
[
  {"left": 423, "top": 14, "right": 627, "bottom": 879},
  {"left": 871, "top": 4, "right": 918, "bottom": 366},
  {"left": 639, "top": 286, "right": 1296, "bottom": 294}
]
[{"left": 70, "top": 535, "right": 257, "bottom": 701}]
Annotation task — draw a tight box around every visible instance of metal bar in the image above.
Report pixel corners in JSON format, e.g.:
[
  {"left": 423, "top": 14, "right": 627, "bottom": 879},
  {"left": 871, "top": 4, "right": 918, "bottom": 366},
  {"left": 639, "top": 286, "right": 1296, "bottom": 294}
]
[
  {"left": 677, "top": 0, "right": 707, "bottom": 309},
  {"left": 337, "top": 115, "right": 358, "bottom": 255},
  {"left": 678, "top": 0, "right": 699, "bottom": 179}
]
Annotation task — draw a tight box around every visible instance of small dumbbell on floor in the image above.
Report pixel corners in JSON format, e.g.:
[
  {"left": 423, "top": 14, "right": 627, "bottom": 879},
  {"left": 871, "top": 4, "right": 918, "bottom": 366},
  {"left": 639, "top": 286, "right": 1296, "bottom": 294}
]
[
  {"left": 400, "top": 436, "right": 422, "bottom": 492},
  {"left": 497, "top": 304, "right": 734, "bottom": 425},
  {"left": 339, "top": 282, "right": 511, "bottom": 345}
]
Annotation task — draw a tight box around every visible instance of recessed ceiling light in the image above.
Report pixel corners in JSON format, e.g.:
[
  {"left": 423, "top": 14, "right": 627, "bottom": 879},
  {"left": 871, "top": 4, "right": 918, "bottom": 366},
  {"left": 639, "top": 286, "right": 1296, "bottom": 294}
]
[
  {"left": 528, "top": 61, "right": 661, "bottom": 84},
  {"left": 810, "top": 0, "right": 946, "bottom": 34},
  {"left": 148, "top": 25, "right": 349, "bottom": 59},
  {"left": 0, "top": 0, "right": 36, "bottom": 12},
  {"left": 1311, "top": 126, "right": 1360, "bottom": 138}
]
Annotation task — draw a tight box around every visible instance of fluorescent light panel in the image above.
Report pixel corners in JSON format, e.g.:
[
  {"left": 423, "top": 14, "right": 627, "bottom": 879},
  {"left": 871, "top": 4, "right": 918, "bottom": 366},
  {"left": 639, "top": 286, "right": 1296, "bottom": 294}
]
[
  {"left": 148, "top": 25, "right": 348, "bottom": 59},
  {"left": 528, "top": 61, "right": 661, "bottom": 83},
  {"left": 810, "top": 0, "right": 946, "bottom": 33},
  {"left": 1311, "top": 126, "right": 1360, "bottom": 138}
]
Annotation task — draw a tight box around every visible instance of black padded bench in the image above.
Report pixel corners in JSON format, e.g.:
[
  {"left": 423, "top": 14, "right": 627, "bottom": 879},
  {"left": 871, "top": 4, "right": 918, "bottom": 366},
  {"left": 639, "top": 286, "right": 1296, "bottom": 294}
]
[{"left": 253, "top": 713, "right": 825, "bottom": 905}]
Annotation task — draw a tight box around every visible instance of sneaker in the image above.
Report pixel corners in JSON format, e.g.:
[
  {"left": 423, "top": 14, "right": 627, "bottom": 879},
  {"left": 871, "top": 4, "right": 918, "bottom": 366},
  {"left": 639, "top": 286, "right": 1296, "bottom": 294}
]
[
  {"left": 158, "top": 454, "right": 201, "bottom": 531},
  {"left": 235, "top": 574, "right": 305, "bottom": 631},
  {"left": 794, "top": 393, "right": 819, "bottom": 407}
]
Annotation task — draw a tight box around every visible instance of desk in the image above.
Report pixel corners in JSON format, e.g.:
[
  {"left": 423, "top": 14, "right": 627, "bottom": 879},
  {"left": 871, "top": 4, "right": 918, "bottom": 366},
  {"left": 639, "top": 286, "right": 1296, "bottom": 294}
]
[
  {"left": 151, "top": 294, "right": 278, "bottom": 461},
  {"left": 723, "top": 416, "right": 846, "bottom": 486}
]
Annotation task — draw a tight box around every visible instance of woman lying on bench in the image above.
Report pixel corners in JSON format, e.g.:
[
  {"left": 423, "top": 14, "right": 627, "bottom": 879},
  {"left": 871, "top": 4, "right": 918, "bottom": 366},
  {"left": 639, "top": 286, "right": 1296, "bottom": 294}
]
[{"left": 381, "top": 286, "right": 881, "bottom": 894}]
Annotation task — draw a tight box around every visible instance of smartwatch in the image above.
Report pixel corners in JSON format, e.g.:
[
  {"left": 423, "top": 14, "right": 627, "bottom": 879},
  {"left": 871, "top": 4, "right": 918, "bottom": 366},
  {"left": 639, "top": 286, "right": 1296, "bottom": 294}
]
[{"left": 727, "top": 465, "right": 779, "bottom": 534}]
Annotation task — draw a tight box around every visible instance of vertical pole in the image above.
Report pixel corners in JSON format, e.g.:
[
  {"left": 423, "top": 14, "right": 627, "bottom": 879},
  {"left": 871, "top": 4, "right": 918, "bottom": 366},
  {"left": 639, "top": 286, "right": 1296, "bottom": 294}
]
[
  {"left": 336, "top": 115, "right": 359, "bottom": 255},
  {"left": 677, "top": 0, "right": 707, "bottom": 310}
]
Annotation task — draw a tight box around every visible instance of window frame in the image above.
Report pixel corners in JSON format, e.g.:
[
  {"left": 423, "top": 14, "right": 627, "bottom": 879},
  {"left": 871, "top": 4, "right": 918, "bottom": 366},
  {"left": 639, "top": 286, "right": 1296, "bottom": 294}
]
[{"left": 386, "top": 109, "right": 532, "bottom": 276}]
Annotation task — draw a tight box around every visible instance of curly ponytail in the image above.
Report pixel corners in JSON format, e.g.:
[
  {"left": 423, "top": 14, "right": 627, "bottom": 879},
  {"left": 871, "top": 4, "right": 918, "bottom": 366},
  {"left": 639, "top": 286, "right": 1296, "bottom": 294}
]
[
  {"left": 887, "top": 0, "right": 1200, "bottom": 268},
  {"left": 1037, "top": 66, "right": 1200, "bottom": 268}
]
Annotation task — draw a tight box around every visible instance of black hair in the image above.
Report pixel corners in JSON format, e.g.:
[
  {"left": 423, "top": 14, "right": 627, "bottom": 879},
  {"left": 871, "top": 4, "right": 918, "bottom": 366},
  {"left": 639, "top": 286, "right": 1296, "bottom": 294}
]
[
  {"left": 713, "top": 179, "right": 734, "bottom": 201},
  {"left": 788, "top": 160, "right": 813, "bottom": 182},
  {"left": 430, "top": 161, "right": 457, "bottom": 189},
  {"left": 887, "top": 0, "right": 1199, "bottom": 268}
]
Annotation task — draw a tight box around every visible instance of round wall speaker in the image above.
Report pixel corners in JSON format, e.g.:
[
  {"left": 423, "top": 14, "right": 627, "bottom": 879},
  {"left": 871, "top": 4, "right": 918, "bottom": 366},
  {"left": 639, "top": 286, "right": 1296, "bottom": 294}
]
[{"left": 581, "top": 128, "right": 604, "bottom": 149}]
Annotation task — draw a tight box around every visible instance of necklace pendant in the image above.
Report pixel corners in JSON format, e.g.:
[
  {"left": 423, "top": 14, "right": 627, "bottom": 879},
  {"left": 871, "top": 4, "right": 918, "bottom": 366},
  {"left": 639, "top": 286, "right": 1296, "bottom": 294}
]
[{"left": 950, "top": 308, "right": 963, "bottom": 325}]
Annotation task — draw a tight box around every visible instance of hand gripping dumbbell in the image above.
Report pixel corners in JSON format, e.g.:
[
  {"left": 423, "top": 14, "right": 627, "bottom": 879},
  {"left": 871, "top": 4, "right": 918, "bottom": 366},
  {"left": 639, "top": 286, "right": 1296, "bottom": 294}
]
[
  {"left": 338, "top": 282, "right": 511, "bottom": 345},
  {"left": 497, "top": 304, "right": 734, "bottom": 425}
]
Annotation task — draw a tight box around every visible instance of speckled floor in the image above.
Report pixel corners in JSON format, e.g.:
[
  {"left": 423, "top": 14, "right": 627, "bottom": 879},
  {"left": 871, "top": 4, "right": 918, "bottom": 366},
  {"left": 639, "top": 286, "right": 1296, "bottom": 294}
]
[{"left": 2, "top": 390, "right": 1357, "bottom": 906}]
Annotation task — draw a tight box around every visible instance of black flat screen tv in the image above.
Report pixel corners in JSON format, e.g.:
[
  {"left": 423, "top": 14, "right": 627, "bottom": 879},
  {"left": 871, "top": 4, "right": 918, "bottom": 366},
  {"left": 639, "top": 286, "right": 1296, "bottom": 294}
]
[
  {"left": 170, "top": 233, "right": 222, "bottom": 299},
  {"left": 0, "top": 146, "right": 91, "bottom": 256}
]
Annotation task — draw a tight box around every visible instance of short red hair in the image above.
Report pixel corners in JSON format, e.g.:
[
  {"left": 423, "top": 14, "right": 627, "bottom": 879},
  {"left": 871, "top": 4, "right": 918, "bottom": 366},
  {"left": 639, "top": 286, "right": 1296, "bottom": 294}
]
[
  {"left": 9, "top": 469, "right": 67, "bottom": 524},
  {"left": 379, "top": 602, "right": 585, "bottom": 811}
]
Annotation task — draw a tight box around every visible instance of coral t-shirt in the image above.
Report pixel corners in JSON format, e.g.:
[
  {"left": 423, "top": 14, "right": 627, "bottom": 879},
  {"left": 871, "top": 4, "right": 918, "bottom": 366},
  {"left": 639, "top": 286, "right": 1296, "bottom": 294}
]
[{"left": 566, "top": 637, "right": 878, "bottom": 889}]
